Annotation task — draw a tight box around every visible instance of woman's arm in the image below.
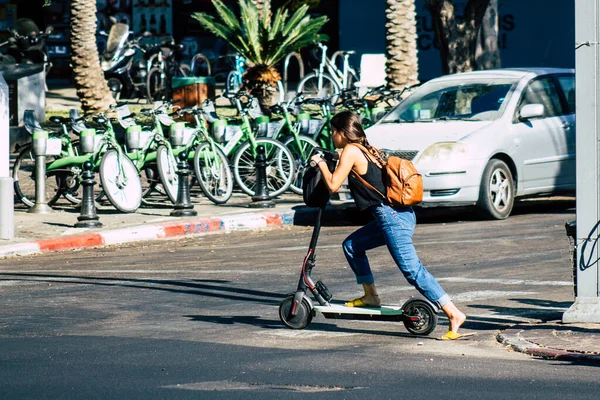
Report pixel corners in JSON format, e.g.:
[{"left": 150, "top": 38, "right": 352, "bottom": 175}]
[{"left": 311, "top": 146, "right": 361, "bottom": 193}]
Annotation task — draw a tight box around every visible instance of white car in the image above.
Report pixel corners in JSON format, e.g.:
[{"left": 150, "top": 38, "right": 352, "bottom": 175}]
[{"left": 365, "top": 68, "right": 576, "bottom": 219}]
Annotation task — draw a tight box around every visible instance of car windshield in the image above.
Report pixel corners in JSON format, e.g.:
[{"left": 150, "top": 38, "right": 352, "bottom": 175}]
[{"left": 382, "top": 78, "right": 518, "bottom": 123}]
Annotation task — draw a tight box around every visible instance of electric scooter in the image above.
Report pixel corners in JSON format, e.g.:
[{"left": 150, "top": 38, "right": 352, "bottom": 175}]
[{"left": 278, "top": 148, "right": 439, "bottom": 335}]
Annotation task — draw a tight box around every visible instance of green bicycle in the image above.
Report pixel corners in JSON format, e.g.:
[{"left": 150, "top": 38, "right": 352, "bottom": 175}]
[
  {"left": 217, "top": 92, "right": 295, "bottom": 197},
  {"left": 13, "top": 107, "right": 142, "bottom": 213},
  {"left": 171, "top": 102, "right": 234, "bottom": 204},
  {"left": 255, "top": 94, "right": 319, "bottom": 195}
]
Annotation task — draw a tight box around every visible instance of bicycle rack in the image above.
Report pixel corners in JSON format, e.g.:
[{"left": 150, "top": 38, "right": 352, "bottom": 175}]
[
  {"left": 191, "top": 53, "right": 212, "bottom": 76},
  {"left": 283, "top": 51, "right": 304, "bottom": 93}
]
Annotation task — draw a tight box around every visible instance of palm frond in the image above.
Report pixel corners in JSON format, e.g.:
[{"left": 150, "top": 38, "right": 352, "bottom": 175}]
[
  {"left": 193, "top": 0, "right": 327, "bottom": 68},
  {"left": 212, "top": 0, "right": 241, "bottom": 31}
]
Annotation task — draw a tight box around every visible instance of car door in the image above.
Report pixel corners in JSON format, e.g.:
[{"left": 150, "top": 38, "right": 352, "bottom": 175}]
[
  {"left": 554, "top": 74, "right": 576, "bottom": 188},
  {"left": 512, "top": 76, "right": 574, "bottom": 192}
]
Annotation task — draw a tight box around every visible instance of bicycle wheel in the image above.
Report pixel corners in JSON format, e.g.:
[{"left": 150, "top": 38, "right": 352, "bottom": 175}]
[
  {"left": 232, "top": 138, "right": 295, "bottom": 197},
  {"left": 62, "top": 176, "right": 106, "bottom": 205},
  {"left": 193, "top": 142, "right": 233, "bottom": 204},
  {"left": 226, "top": 70, "right": 240, "bottom": 93},
  {"left": 13, "top": 144, "right": 62, "bottom": 207},
  {"left": 156, "top": 145, "right": 179, "bottom": 204},
  {"left": 100, "top": 150, "right": 142, "bottom": 213},
  {"left": 297, "top": 72, "right": 340, "bottom": 104},
  {"left": 146, "top": 67, "right": 167, "bottom": 103},
  {"left": 283, "top": 135, "right": 319, "bottom": 195}
]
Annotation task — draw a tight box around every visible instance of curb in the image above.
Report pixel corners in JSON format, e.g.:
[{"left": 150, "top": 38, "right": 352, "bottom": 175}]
[
  {"left": 497, "top": 329, "right": 600, "bottom": 363},
  {"left": 0, "top": 209, "right": 297, "bottom": 259}
]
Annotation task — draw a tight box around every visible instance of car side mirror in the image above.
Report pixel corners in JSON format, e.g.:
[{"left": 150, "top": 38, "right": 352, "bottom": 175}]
[{"left": 519, "top": 104, "right": 544, "bottom": 120}]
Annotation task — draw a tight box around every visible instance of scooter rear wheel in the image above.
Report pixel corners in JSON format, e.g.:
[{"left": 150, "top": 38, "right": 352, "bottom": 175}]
[
  {"left": 402, "top": 298, "right": 438, "bottom": 335},
  {"left": 279, "top": 295, "right": 313, "bottom": 329}
]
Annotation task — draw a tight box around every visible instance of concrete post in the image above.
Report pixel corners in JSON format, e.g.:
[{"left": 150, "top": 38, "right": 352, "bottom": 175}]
[
  {"left": 0, "top": 73, "right": 14, "bottom": 240},
  {"left": 563, "top": 0, "right": 600, "bottom": 322}
]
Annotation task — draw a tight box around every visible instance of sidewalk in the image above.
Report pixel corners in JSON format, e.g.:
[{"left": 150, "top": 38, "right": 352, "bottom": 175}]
[{"left": 5, "top": 85, "right": 598, "bottom": 365}]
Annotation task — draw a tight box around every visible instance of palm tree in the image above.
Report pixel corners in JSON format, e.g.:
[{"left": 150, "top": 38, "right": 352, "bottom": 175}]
[
  {"left": 193, "top": 0, "right": 327, "bottom": 109},
  {"left": 70, "top": 0, "right": 114, "bottom": 112},
  {"left": 385, "top": 0, "right": 419, "bottom": 90}
]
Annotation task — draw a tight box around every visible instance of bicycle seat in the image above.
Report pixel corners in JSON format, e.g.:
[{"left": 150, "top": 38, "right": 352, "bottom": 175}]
[
  {"left": 269, "top": 104, "right": 285, "bottom": 114},
  {"left": 23, "top": 110, "right": 43, "bottom": 135},
  {"left": 49, "top": 116, "right": 70, "bottom": 125},
  {"left": 305, "top": 98, "right": 330, "bottom": 105}
]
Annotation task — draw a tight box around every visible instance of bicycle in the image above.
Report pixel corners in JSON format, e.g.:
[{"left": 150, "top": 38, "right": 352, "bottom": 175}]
[
  {"left": 213, "top": 92, "right": 295, "bottom": 197},
  {"left": 146, "top": 36, "right": 188, "bottom": 102},
  {"left": 340, "top": 84, "right": 421, "bottom": 127},
  {"left": 14, "top": 107, "right": 143, "bottom": 213},
  {"left": 117, "top": 101, "right": 184, "bottom": 204},
  {"left": 297, "top": 42, "right": 359, "bottom": 105},
  {"left": 226, "top": 53, "right": 245, "bottom": 94},
  {"left": 296, "top": 95, "right": 336, "bottom": 152},
  {"left": 173, "top": 101, "right": 234, "bottom": 204},
  {"left": 257, "top": 93, "right": 319, "bottom": 195},
  {"left": 13, "top": 110, "right": 82, "bottom": 207}
]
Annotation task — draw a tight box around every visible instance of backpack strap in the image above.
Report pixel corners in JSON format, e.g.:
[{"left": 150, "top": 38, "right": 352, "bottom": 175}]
[{"left": 349, "top": 143, "right": 387, "bottom": 200}]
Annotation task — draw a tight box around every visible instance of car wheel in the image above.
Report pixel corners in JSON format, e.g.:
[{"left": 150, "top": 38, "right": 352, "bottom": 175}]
[{"left": 476, "top": 159, "right": 515, "bottom": 220}]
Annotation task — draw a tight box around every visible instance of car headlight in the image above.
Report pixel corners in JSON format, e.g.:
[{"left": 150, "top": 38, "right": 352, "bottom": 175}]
[{"left": 414, "top": 142, "right": 468, "bottom": 173}]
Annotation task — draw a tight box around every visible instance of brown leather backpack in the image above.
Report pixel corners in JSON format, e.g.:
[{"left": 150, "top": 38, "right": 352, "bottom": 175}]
[{"left": 352, "top": 144, "right": 423, "bottom": 207}]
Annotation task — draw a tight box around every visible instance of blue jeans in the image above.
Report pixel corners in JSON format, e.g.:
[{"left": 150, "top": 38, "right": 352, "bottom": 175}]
[{"left": 342, "top": 204, "right": 451, "bottom": 308}]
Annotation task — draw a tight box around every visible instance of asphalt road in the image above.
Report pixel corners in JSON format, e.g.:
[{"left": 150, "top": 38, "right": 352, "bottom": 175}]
[{"left": 2, "top": 198, "right": 599, "bottom": 399}]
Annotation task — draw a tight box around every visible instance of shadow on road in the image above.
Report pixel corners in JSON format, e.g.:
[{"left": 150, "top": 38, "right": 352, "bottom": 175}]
[{"left": 0, "top": 272, "right": 285, "bottom": 306}]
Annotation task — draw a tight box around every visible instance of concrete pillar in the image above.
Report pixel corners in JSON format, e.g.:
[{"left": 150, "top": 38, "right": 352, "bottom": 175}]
[
  {"left": 0, "top": 74, "right": 14, "bottom": 240},
  {"left": 563, "top": 0, "right": 600, "bottom": 322}
]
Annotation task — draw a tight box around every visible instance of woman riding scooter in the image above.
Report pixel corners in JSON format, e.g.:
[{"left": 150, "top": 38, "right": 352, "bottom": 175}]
[{"left": 310, "top": 111, "right": 472, "bottom": 340}]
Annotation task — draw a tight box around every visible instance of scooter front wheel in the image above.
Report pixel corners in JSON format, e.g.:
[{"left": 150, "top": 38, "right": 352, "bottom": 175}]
[
  {"left": 402, "top": 298, "right": 438, "bottom": 335},
  {"left": 279, "top": 295, "right": 313, "bottom": 330}
]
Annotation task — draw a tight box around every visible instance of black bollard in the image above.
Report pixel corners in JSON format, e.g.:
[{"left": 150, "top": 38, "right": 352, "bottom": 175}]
[
  {"left": 170, "top": 151, "right": 197, "bottom": 217},
  {"left": 74, "top": 161, "right": 102, "bottom": 228},
  {"left": 248, "top": 145, "right": 275, "bottom": 208}
]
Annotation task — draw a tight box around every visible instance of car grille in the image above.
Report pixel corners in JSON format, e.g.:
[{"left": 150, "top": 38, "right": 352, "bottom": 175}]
[{"left": 381, "top": 149, "right": 419, "bottom": 161}]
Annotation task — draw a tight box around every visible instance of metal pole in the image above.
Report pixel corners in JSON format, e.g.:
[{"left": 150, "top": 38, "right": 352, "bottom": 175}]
[
  {"left": 563, "top": 0, "right": 600, "bottom": 322},
  {"left": 0, "top": 73, "right": 13, "bottom": 239},
  {"left": 27, "top": 130, "right": 53, "bottom": 214},
  {"left": 248, "top": 145, "right": 275, "bottom": 208},
  {"left": 170, "top": 151, "right": 197, "bottom": 217}
]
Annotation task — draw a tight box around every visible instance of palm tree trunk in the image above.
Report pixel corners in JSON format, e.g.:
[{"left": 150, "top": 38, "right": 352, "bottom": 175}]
[
  {"left": 426, "top": 0, "right": 491, "bottom": 74},
  {"left": 476, "top": 0, "right": 500, "bottom": 69},
  {"left": 70, "top": 0, "right": 114, "bottom": 112},
  {"left": 385, "top": 0, "right": 419, "bottom": 90}
]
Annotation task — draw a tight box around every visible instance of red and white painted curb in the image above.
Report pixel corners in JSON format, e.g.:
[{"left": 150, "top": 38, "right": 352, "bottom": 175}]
[{"left": 0, "top": 210, "right": 296, "bottom": 259}]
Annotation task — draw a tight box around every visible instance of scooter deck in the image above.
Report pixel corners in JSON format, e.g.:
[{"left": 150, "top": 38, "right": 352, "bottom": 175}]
[{"left": 314, "top": 304, "right": 405, "bottom": 321}]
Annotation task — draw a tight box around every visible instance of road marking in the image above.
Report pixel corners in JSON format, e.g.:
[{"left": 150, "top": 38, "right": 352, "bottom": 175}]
[
  {"left": 451, "top": 290, "right": 536, "bottom": 302},
  {"left": 438, "top": 277, "right": 571, "bottom": 286},
  {"left": 163, "top": 380, "right": 360, "bottom": 392}
]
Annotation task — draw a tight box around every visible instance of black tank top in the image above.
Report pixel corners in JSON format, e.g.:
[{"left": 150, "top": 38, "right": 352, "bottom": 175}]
[{"left": 348, "top": 157, "right": 387, "bottom": 211}]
